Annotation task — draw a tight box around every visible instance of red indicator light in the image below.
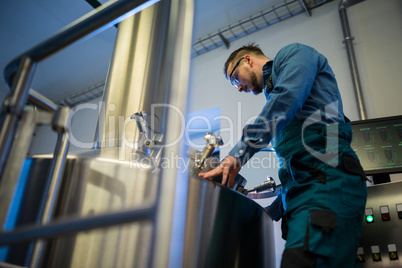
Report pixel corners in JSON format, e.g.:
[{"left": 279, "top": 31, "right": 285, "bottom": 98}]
[
  {"left": 380, "top": 206, "right": 390, "bottom": 221},
  {"left": 382, "top": 213, "right": 390, "bottom": 221}
]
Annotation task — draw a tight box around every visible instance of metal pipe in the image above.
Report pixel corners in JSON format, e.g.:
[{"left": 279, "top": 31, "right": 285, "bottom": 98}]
[
  {"left": 0, "top": 111, "right": 38, "bottom": 226},
  {"left": 27, "top": 108, "right": 70, "bottom": 266},
  {"left": 339, "top": 0, "right": 367, "bottom": 120},
  {"left": 0, "top": 205, "right": 154, "bottom": 246},
  {"left": 3, "top": 0, "right": 160, "bottom": 87},
  {"left": 0, "top": 56, "right": 36, "bottom": 178},
  {"left": 28, "top": 130, "right": 70, "bottom": 267},
  {"left": 28, "top": 89, "right": 58, "bottom": 112},
  {"left": 26, "top": 107, "right": 71, "bottom": 266}
]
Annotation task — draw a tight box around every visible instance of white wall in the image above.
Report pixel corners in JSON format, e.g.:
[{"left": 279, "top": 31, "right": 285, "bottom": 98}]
[{"left": 346, "top": 0, "right": 402, "bottom": 118}]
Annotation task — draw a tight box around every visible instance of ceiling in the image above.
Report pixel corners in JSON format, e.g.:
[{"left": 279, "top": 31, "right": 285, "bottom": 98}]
[{"left": 0, "top": 0, "right": 293, "bottom": 104}]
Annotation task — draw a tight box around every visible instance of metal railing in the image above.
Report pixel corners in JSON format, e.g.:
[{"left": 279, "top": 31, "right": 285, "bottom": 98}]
[
  {"left": 0, "top": 0, "right": 159, "bottom": 178},
  {"left": 0, "top": 0, "right": 196, "bottom": 267},
  {"left": 0, "top": 0, "right": 162, "bottom": 265}
]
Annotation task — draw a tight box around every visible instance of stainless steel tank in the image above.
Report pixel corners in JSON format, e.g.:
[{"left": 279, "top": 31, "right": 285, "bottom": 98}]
[
  {"left": 34, "top": 150, "right": 159, "bottom": 268},
  {"left": 1, "top": 152, "right": 275, "bottom": 267},
  {"left": 0, "top": 0, "right": 276, "bottom": 267}
]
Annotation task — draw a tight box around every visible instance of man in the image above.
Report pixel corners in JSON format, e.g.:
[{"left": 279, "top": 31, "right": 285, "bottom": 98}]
[{"left": 199, "top": 43, "right": 367, "bottom": 267}]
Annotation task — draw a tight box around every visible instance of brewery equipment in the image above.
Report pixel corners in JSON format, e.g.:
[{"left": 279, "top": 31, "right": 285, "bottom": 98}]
[{"left": 0, "top": 0, "right": 275, "bottom": 267}]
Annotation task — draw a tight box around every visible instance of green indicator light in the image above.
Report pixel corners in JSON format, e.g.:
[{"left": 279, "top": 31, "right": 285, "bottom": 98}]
[{"left": 366, "top": 215, "right": 374, "bottom": 223}]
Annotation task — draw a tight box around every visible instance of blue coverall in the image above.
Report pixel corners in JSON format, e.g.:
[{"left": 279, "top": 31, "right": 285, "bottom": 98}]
[{"left": 229, "top": 43, "right": 367, "bottom": 267}]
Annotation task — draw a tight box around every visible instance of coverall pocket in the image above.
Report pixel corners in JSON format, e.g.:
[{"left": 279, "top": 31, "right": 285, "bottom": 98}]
[
  {"left": 342, "top": 153, "right": 367, "bottom": 181},
  {"left": 307, "top": 209, "right": 337, "bottom": 257},
  {"left": 340, "top": 153, "right": 368, "bottom": 216},
  {"left": 284, "top": 209, "right": 337, "bottom": 258}
]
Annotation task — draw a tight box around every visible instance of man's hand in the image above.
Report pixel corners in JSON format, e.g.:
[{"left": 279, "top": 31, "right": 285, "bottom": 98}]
[{"left": 198, "top": 155, "right": 241, "bottom": 188}]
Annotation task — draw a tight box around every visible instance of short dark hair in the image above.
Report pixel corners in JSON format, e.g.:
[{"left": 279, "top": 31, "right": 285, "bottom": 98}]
[{"left": 223, "top": 42, "right": 265, "bottom": 79}]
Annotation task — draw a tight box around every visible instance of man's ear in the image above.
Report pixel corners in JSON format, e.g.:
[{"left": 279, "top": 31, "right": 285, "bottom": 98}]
[{"left": 244, "top": 54, "right": 252, "bottom": 67}]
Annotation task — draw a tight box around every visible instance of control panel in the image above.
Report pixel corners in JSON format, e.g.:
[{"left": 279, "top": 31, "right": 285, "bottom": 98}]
[
  {"left": 359, "top": 181, "right": 402, "bottom": 267},
  {"left": 351, "top": 116, "right": 402, "bottom": 175}
]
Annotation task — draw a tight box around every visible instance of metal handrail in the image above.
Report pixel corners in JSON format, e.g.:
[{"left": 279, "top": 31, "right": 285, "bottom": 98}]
[
  {"left": 0, "top": 0, "right": 158, "bottom": 180},
  {"left": 0, "top": 0, "right": 160, "bottom": 254},
  {"left": 3, "top": 0, "right": 159, "bottom": 87},
  {"left": 28, "top": 89, "right": 58, "bottom": 112},
  {"left": 0, "top": 205, "right": 155, "bottom": 246}
]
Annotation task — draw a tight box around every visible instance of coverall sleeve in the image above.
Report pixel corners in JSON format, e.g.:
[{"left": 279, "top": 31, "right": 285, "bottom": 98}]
[{"left": 229, "top": 43, "right": 320, "bottom": 165}]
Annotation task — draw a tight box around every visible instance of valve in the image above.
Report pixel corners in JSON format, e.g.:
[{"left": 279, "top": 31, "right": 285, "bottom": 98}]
[{"left": 194, "top": 132, "right": 223, "bottom": 169}]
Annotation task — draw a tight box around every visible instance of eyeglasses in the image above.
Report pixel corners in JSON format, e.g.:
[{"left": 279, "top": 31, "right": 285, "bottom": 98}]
[{"left": 229, "top": 57, "right": 244, "bottom": 88}]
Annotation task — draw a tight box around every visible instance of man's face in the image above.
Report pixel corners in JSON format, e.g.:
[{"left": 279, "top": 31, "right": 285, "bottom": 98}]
[{"left": 227, "top": 57, "right": 263, "bottom": 95}]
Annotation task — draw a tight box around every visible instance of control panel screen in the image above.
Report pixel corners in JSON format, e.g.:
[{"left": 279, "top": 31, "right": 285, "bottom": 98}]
[{"left": 351, "top": 115, "right": 402, "bottom": 175}]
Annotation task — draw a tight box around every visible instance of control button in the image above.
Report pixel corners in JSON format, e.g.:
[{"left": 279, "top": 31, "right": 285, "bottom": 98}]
[
  {"left": 396, "top": 204, "right": 402, "bottom": 219},
  {"left": 371, "top": 245, "right": 381, "bottom": 262},
  {"left": 365, "top": 208, "right": 374, "bottom": 223},
  {"left": 388, "top": 244, "right": 398, "bottom": 261},
  {"left": 380, "top": 205, "right": 390, "bottom": 221},
  {"left": 357, "top": 247, "right": 365, "bottom": 263}
]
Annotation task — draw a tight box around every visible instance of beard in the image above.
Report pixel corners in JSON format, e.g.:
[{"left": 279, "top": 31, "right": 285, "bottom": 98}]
[{"left": 250, "top": 70, "right": 263, "bottom": 95}]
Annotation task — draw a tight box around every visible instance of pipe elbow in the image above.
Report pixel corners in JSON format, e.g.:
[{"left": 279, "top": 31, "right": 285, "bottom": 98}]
[
  {"left": 338, "top": 0, "right": 347, "bottom": 11},
  {"left": 3, "top": 57, "right": 21, "bottom": 89},
  {"left": 338, "top": 0, "right": 365, "bottom": 11}
]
